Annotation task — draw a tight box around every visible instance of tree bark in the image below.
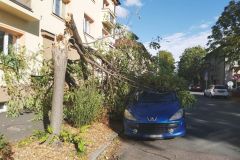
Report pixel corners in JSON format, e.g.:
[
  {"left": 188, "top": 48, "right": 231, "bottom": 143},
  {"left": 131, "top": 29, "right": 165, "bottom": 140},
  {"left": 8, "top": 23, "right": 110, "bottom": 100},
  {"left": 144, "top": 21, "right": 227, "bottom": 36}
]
[{"left": 50, "top": 41, "right": 68, "bottom": 136}]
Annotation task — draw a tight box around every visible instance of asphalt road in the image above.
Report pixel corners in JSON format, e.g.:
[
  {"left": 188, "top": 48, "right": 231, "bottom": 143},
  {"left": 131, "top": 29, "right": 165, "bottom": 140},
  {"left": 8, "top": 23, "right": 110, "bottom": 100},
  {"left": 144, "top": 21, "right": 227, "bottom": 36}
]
[{"left": 115, "top": 93, "right": 240, "bottom": 160}]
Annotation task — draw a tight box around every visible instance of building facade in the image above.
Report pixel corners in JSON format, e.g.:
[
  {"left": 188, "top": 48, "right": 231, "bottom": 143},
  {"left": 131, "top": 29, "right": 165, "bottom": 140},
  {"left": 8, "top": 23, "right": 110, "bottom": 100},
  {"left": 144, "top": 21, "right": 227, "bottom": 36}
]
[
  {"left": 204, "top": 52, "right": 240, "bottom": 88},
  {"left": 0, "top": 0, "right": 120, "bottom": 112}
]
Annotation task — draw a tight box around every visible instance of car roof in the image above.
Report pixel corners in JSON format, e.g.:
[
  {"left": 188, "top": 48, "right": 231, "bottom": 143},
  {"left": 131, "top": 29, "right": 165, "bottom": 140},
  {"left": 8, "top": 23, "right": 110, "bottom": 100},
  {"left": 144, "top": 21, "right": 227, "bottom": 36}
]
[{"left": 137, "top": 90, "right": 176, "bottom": 95}]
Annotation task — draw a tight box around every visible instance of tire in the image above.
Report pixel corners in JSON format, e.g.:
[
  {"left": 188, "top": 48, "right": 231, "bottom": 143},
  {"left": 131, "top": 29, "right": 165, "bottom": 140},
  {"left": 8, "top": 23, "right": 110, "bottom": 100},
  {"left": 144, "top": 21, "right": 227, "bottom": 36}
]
[{"left": 210, "top": 93, "right": 213, "bottom": 98}]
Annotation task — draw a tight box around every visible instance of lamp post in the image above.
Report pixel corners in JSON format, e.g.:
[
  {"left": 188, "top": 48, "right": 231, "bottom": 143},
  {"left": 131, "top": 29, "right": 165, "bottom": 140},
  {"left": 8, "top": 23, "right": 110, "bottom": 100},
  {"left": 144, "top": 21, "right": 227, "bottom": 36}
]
[{"left": 203, "top": 62, "right": 211, "bottom": 90}]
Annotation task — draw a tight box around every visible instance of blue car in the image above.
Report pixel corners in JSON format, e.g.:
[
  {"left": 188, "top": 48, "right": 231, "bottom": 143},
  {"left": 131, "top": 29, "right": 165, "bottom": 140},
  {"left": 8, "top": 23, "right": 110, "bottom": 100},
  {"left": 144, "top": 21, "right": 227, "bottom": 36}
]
[{"left": 123, "top": 91, "right": 186, "bottom": 139}]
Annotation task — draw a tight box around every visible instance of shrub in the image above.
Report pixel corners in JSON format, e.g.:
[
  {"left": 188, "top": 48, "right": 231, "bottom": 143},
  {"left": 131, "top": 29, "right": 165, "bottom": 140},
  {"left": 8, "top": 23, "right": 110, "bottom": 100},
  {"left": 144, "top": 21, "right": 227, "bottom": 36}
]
[
  {"left": 177, "top": 91, "right": 197, "bottom": 108},
  {"left": 0, "top": 134, "right": 13, "bottom": 160},
  {"left": 105, "top": 82, "right": 132, "bottom": 120},
  {"left": 0, "top": 48, "right": 52, "bottom": 119},
  {"left": 32, "top": 127, "right": 86, "bottom": 155},
  {"left": 64, "top": 85, "right": 103, "bottom": 127}
]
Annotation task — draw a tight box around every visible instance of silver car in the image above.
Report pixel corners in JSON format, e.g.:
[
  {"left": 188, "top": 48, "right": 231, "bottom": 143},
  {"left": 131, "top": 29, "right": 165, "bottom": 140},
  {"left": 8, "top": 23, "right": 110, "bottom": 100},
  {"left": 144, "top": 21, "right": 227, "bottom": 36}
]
[{"left": 204, "top": 85, "right": 229, "bottom": 98}]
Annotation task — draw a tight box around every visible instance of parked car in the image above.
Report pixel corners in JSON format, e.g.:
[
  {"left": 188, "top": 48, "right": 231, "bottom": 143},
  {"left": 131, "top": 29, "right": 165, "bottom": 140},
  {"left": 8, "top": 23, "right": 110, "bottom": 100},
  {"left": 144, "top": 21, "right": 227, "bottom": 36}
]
[
  {"left": 189, "top": 84, "right": 202, "bottom": 92},
  {"left": 204, "top": 85, "right": 229, "bottom": 98},
  {"left": 123, "top": 91, "right": 186, "bottom": 139}
]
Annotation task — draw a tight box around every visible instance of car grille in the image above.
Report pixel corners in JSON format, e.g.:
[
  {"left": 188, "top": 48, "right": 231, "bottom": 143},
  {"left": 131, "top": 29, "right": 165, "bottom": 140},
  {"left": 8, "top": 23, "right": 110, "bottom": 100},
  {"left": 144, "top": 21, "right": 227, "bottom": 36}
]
[{"left": 138, "top": 123, "right": 178, "bottom": 135}]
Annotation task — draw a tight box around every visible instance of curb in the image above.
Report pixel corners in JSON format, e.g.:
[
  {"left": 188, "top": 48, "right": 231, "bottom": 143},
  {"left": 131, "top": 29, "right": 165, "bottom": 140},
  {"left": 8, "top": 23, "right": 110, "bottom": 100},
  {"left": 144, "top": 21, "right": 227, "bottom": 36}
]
[{"left": 89, "top": 132, "right": 118, "bottom": 160}]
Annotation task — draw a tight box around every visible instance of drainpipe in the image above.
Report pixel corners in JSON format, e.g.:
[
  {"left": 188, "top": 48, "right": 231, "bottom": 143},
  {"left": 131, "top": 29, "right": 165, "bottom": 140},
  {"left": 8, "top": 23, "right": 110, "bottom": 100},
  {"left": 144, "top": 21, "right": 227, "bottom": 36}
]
[{"left": 3, "top": 33, "right": 9, "bottom": 55}]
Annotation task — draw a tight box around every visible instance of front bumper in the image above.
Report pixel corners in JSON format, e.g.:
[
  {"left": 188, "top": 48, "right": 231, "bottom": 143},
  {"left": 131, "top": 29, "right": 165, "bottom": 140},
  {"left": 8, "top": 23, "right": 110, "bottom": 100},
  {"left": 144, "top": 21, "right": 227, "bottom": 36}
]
[
  {"left": 124, "top": 119, "right": 186, "bottom": 139},
  {"left": 212, "top": 92, "right": 229, "bottom": 97}
]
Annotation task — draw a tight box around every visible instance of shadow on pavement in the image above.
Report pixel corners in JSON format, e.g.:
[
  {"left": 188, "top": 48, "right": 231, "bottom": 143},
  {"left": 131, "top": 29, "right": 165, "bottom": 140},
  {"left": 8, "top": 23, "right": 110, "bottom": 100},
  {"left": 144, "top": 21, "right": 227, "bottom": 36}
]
[{"left": 183, "top": 93, "right": 240, "bottom": 148}]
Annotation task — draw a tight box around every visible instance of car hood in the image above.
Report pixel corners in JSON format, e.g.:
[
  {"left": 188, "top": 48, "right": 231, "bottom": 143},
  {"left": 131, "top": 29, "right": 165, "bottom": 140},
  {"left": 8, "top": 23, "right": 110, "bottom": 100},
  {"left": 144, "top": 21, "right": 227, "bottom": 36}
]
[{"left": 129, "top": 101, "right": 180, "bottom": 122}]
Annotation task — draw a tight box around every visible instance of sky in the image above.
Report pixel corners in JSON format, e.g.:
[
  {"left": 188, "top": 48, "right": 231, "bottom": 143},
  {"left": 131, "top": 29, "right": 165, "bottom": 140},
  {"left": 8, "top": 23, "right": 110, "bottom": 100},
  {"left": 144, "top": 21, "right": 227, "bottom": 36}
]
[{"left": 116, "top": 0, "right": 231, "bottom": 61}]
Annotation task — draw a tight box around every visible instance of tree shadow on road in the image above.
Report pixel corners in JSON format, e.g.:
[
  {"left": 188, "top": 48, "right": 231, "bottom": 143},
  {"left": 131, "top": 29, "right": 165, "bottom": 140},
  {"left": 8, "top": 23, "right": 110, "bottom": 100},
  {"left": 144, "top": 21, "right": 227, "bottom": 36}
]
[{"left": 183, "top": 94, "right": 240, "bottom": 148}]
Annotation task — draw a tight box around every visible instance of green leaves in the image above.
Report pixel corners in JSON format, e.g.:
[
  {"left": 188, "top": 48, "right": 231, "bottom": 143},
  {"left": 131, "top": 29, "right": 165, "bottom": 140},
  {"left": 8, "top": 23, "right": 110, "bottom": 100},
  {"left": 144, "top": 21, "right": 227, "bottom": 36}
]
[
  {"left": 0, "top": 47, "right": 27, "bottom": 78},
  {"left": 0, "top": 134, "right": 13, "bottom": 160},
  {"left": 0, "top": 47, "right": 51, "bottom": 118},
  {"left": 178, "top": 46, "right": 206, "bottom": 84},
  {"left": 177, "top": 91, "right": 197, "bottom": 108},
  {"left": 76, "top": 138, "right": 86, "bottom": 154},
  {"left": 153, "top": 51, "right": 175, "bottom": 74},
  {"left": 64, "top": 84, "right": 103, "bottom": 127},
  {"left": 32, "top": 128, "right": 86, "bottom": 154},
  {"left": 208, "top": 0, "right": 240, "bottom": 62},
  {"left": 0, "top": 134, "right": 7, "bottom": 150}
]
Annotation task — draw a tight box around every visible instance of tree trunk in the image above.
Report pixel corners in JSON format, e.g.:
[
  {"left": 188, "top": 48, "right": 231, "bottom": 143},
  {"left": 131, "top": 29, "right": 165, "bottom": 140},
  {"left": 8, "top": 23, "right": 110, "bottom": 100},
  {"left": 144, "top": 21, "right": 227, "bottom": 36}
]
[{"left": 50, "top": 42, "right": 68, "bottom": 136}]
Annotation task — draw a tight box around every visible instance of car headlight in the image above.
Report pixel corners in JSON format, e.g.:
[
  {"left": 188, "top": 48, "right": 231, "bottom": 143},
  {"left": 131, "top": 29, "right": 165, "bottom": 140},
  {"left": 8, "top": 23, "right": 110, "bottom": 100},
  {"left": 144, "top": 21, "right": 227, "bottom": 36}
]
[
  {"left": 124, "top": 109, "right": 136, "bottom": 121},
  {"left": 170, "top": 109, "right": 184, "bottom": 121}
]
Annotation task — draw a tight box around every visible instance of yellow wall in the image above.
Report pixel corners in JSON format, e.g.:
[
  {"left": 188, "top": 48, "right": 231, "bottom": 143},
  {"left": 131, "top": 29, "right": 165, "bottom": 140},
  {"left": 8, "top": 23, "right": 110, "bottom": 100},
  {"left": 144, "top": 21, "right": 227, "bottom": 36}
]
[
  {"left": 0, "top": 0, "right": 118, "bottom": 105},
  {"left": 0, "top": 9, "right": 40, "bottom": 53},
  {"left": 1, "top": 0, "right": 117, "bottom": 51}
]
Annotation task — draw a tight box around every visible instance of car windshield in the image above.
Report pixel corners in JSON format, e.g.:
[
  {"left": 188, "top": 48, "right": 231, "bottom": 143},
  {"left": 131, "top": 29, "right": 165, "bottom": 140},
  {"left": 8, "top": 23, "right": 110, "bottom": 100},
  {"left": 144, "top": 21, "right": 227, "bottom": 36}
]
[
  {"left": 138, "top": 92, "right": 177, "bottom": 103},
  {"left": 215, "top": 85, "right": 226, "bottom": 89}
]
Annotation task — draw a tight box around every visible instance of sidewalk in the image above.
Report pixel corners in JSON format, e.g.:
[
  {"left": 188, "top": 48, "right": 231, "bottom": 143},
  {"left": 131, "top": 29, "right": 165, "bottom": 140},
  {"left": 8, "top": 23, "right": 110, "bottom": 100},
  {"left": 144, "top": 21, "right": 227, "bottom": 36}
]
[
  {"left": 0, "top": 112, "right": 119, "bottom": 159},
  {"left": 0, "top": 112, "right": 44, "bottom": 142}
]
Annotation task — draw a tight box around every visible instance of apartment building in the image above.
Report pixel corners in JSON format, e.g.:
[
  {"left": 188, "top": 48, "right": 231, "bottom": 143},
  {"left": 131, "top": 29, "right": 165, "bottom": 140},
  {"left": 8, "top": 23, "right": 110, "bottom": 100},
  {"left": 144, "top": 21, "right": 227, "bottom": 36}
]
[
  {"left": 0, "top": 0, "right": 120, "bottom": 112},
  {"left": 204, "top": 52, "right": 240, "bottom": 87}
]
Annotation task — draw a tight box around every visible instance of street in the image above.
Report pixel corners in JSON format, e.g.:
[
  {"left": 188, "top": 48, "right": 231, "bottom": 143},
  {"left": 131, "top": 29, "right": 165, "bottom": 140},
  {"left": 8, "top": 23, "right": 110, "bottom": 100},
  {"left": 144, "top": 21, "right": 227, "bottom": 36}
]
[{"left": 115, "top": 93, "right": 240, "bottom": 160}]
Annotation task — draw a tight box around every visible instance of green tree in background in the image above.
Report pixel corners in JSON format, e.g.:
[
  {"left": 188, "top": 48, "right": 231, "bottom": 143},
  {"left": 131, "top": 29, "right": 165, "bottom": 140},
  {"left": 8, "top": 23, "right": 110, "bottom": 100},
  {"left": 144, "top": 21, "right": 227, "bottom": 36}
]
[
  {"left": 208, "top": 0, "right": 240, "bottom": 63},
  {"left": 178, "top": 46, "right": 206, "bottom": 85},
  {"left": 153, "top": 50, "right": 175, "bottom": 74}
]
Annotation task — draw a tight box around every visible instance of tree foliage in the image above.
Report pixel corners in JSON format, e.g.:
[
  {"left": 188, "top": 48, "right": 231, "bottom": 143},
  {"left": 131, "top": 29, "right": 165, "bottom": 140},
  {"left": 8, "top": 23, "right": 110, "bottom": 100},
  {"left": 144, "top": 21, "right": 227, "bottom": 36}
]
[
  {"left": 99, "top": 31, "right": 152, "bottom": 117},
  {"left": 0, "top": 134, "right": 13, "bottom": 160},
  {"left": 178, "top": 46, "right": 206, "bottom": 84},
  {"left": 0, "top": 47, "right": 43, "bottom": 117},
  {"left": 208, "top": 0, "right": 240, "bottom": 62},
  {"left": 64, "top": 84, "right": 103, "bottom": 127},
  {"left": 0, "top": 14, "right": 196, "bottom": 136},
  {"left": 153, "top": 50, "right": 175, "bottom": 74}
]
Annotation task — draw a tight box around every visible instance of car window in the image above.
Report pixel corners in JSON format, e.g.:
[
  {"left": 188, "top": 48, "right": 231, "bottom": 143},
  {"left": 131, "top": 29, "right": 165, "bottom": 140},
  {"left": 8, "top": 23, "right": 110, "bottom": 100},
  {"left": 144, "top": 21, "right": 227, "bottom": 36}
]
[
  {"left": 209, "top": 85, "right": 214, "bottom": 89},
  {"left": 214, "top": 85, "right": 226, "bottom": 89},
  {"left": 138, "top": 92, "right": 177, "bottom": 103}
]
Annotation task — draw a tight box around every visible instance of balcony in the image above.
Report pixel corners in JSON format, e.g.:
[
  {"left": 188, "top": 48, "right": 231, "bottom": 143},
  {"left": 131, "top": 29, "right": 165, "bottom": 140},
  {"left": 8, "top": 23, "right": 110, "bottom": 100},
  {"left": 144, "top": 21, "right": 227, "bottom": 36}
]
[
  {"left": 10, "top": 0, "right": 32, "bottom": 11},
  {"left": 0, "top": 0, "right": 39, "bottom": 22},
  {"left": 102, "top": 8, "right": 115, "bottom": 28}
]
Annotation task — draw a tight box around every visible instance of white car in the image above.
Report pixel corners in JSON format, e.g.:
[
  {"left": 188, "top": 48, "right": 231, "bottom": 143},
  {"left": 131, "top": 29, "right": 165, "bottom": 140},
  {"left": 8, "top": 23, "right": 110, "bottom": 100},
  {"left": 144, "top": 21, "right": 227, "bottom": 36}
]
[{"left": 204, "top": 85, "right": 229, "bottom": 98}]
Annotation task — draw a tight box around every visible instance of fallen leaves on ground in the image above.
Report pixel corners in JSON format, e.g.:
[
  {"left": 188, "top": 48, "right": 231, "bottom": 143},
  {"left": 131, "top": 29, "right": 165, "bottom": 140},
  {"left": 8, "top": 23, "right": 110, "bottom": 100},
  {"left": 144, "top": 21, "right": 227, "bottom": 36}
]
[
  {"left": 98, "top": 138, "right": 121, "bottom": 160},
  {"left": 12, "top": 122, "right": 116, "bottom": 160}
]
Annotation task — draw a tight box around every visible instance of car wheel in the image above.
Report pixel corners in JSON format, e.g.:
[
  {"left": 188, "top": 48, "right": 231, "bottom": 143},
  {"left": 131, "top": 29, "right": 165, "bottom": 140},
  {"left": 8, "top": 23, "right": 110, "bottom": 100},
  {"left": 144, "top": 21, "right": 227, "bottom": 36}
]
[{"left": 210, "top": 93, "right": 213, "bottom": 98}]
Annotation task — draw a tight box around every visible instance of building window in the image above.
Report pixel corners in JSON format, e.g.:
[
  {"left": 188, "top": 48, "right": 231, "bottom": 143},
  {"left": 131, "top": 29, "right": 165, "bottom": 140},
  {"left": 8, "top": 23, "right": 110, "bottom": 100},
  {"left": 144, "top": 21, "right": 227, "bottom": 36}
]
[
  {"left": 83, "top": 14, "right": 94, "bottom": 35},
  {"left": 0, "top": 31, "right": 15, "bottom": 55},
  {"left": 53, "top": 0, "right": 65, "bottom": 18}
]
